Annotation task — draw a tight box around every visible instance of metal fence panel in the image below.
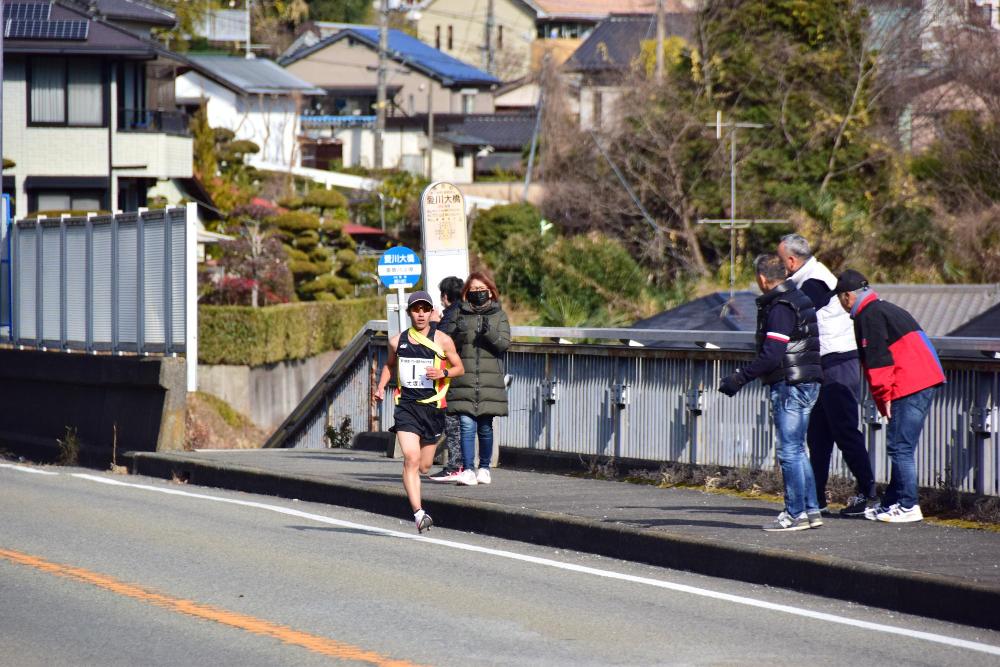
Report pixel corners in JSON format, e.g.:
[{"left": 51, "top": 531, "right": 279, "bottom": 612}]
[
  {"left": 65, "top": 223, "right": 87, "bottom": 344},
  {"left": 170, "top": 209, "right": 186, "bottom": 348},
  {"left": 40, "top": 224, "right": 61, "bottom": 344},
  {"left": 116, "top": 218, "right": 138, "bottom": 347},
  {"left": 92, "top": 220, "right": 113, "bottom": 345},
  {"left": 143, "top": 214, "right": 166, "bottom": 347},
  {"left": 16, "top": 225, "right": 37, "bottom": 341}
]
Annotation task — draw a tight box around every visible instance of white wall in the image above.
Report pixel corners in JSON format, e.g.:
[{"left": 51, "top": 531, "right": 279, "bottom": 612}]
[
  {"left": 2, "top": 58, "right": 192, "bottom": 214},
  {"left": 177, "top": 72, "right": 303, "bottom": 169}
]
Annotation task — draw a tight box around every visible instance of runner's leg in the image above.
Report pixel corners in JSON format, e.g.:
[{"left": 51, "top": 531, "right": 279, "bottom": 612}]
[{"left": 398, "top": 431, "right": 424, "bottom": 512}]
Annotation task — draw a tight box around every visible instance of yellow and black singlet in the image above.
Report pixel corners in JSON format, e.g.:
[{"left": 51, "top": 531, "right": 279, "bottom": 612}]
[{"left": 394, "top": 324, "right": 451, "bottom": 408}]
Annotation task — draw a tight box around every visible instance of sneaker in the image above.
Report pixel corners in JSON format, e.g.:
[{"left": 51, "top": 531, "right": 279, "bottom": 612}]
[
  {"left": 476, "top": 468, "right": 492, "bottom": 485},
  {"left": 428, "top": 468, "right": 463, "bottom": 483},
  {"left": 817, "top": 506, "right": 831, "bottom": 516},
  {"left": 762, "top": 511, "right": 811, "bottom": 532},
  {"left": 864, "top": 504, "right": 887, "bottom": 521},
  {"left": 807, "top": 510, "right": 823, "bottom": 529},
  {"left": 841, "top": 495, "right": 879, "bottom": 517},
  {"left": 456, "top": 469, "right": 478, "bottom": 486},
  {"left": 876, "top": 503, "right": 923, "bottom": 523},
  {"left": 416, "top": 513, "right": 433, "bottom": 533}
]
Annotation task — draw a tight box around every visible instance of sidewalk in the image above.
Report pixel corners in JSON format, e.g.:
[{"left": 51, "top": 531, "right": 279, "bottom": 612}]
[{"left": 124, "top": 447, "right": 1000, "bottom": 631}]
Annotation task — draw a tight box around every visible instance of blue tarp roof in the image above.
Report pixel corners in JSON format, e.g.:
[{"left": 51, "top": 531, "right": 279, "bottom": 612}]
[{"left": 282, "top": 27, "right": 499, "bottom": 88}]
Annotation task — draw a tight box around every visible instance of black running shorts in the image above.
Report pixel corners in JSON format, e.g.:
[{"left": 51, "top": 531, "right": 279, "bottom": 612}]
[{"left": 390, "top": 400, "right": 445, "bottom": 444}]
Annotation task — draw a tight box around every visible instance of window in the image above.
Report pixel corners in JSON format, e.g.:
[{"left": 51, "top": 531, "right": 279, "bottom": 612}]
[
  {"left": 498, "top": 26, "right": 503, "bottom": 50},
  {"left": 32, "top": 190, "right": 105, "bottom": 213},
  {"left": 435, "top": 25, "right": 441, "bottom": 49},
  {"left": 592, "top": 91, "right": 603, "bottom": 129},
  {"left": 408, "top": 94, "right": 416, "bottom": 114},
  {"left": 462, "top": 93, "right": 475, "bottom": 114},
  {"left": 454, "top": 150, "right": 465, "bottom": 168},
  {"left": 447, "top": 25, "right": 453, "bottom": 50},
  {"left": 118, "top": 62, "right": 148, "bottom": 129},
  {"left": 28, "top": 57, "right": 105, "bottom": 126}
]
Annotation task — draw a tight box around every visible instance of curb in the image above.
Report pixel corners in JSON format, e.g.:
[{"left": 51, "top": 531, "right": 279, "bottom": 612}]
[{"left": 124, "top": 451, "right": 1000, "bottom": 632}]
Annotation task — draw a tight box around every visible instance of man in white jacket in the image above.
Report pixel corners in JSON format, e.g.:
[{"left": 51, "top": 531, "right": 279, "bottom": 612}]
[{"left": 777, "top": 234, "right": 878, "bottom": 516}]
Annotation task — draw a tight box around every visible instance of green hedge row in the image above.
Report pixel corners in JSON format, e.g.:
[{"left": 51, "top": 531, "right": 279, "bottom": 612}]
[{"left": 199, "top": 298, "right": 383, "bottom": 366}]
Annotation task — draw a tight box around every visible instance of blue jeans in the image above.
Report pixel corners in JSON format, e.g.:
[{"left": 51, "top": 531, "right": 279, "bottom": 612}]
[
  {"left": 884, "top": 386, "right": 937, "bottom": 509},
  {"left": 770, "top": 381, "right": 821, "bottom": 516},
  {"left": 459, "top": 414, "right": 494, "bottom": 470}
]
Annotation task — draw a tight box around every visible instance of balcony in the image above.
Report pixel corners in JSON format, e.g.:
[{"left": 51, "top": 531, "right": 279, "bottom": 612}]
[{"left": 118, "top": 109, "right": 191, "bottom": 137}]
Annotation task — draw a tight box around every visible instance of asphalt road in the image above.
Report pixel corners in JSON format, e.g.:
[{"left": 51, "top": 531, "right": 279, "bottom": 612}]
[{"left": 2, "top": 462, "right": 999, "bottom": 666}]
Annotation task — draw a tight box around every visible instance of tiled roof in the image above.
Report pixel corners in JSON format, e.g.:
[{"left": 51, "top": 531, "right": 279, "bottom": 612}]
[
  {"left": 280, "top": 27, "right": 499, "bottom": 87},
  {"left": 948, "top": 303, "right": 1000, "bottom": 338},
  {"left": 630, "top": 291, "right": 759, "bottom": 347},
  {"left": 533, "top": 0, "right": 693, "bottom": 18},
  {"left": 186, "top": 56, "right": 326, "bottom": 96},
  {"left": 441, "top": 113, "right": 536, "bottom": 149},
  {"left": 872, "top": 284, "right": 1000, "bottom": 337},
  {"left": 89, "top": 0, "right": 176, "bottom": 26},
  {"left": 564, "top": 12, "right": 696, "bottom": 73},
  {"left": 2, "top": 1, "right": 159, "bottom": 56}
]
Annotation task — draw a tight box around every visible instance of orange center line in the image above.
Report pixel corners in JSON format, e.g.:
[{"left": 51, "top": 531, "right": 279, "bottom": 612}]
[{"left": 0, "top": 548, "right": 423, "bottom": 667}]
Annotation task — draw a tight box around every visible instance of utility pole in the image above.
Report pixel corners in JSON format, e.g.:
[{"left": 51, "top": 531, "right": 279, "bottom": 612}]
[
  {"left": 427, "top": 84, "right": 434, "bottom": 181},
  {"left": 485, "top": 0, "right": 496, "bottom": 75},
  {"left": 698, "top": 111, "right": 786, "bottom": 304},
  {"left": 245, "top": 0, "right": 252, "bottom": 58},
  {"left": 374, "top": 0, "right": 389, "bottom": 170},
  {"left": 656, "top": 0, "right": 665, "bottom": 83}
]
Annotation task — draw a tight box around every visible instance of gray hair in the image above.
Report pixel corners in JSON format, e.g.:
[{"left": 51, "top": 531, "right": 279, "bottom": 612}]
[
  {"left": 754, "top": 253, "right": 787, "bottom": 283},
  {"left": 780, "top": 233, "right": 813, "bottom": 260}
]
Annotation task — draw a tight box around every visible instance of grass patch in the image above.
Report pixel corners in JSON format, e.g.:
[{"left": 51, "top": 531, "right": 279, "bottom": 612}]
[{"left": 196, "top": 392, "right": 246, "bottom": 429}]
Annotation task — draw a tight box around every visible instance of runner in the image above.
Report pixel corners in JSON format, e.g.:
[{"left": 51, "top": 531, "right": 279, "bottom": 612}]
[{"left": 374, "top": 291, "right": 464, "bottom": 533}]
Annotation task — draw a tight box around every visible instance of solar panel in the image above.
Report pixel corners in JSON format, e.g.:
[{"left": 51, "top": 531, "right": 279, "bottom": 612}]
[
  {"left": 5, "top": 3, "right": 52, "bottom": 21},
  {"left": 5, "top": 19, "right": 89, "bottom": 41}
]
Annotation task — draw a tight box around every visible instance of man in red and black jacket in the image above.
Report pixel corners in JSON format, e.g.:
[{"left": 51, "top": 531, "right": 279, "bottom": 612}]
[{"left": 834, "top": 270, "right": 945, "bottom": 524}]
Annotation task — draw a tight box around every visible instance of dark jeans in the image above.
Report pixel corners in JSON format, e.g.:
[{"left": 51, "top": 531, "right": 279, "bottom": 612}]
[
  {"left": 770, "top": 381, "right": 821, "bottom": 517},
  {"left": 883, "top": 386, "right": 937, "bottom": 509},
  {"left": 442, "top": 414, "right": 461, "bottom": 470},
  {"left": 460, "top": 414, "right": 494, "bottom": 470},
  {"left": 807, "top": 357, "right": 876, "bottom": 503}
]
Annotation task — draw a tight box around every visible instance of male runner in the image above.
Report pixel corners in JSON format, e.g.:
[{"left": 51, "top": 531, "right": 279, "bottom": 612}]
[{"left": 374, "top": 291, "right": 464, "bottom": 532}]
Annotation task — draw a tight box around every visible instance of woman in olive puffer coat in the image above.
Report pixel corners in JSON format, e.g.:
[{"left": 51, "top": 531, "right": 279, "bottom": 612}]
[{"left": 448, "top": 272, "right": 510, "bottom": 486}]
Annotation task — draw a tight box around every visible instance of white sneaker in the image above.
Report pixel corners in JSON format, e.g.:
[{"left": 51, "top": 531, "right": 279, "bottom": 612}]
[
  {"left": 476, "top": 468, "right": 491, "bottom": 485},
  {"left": 456, "top": 468, "right": 478, "bottom": 486},
  {"left": 876, "top": 503, "right": 923, "bottom": 523}
]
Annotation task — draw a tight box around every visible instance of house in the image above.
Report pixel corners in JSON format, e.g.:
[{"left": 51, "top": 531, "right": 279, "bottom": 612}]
[
  {"left": 563, "top": 12, "right": 695, "bottom": 130},
  {"left": 408, "top": 0, "right": 691, "bottom": 80},
  {"left": 280, "top": 27, "right": 499, "bottom": 118},
  {"left": 175, "top": 56, "right": 325, "bottom": 170},
  {"left": 1, "top": 0, "right": 194, "bottom": 216}
]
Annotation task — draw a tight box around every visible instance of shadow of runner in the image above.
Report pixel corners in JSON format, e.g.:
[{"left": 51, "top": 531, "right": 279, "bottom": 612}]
[
  {"left": 287, "top": 525, "right": 394, "bottom": 537},
  {"left": 616, "top": 504, "right": 778, "bottom": 518},
  {"left": 613, "top": 517, "right": 764, "bottom": 530}
]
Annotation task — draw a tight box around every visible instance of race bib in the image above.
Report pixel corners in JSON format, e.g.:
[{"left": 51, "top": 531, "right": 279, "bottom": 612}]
[{"left": 398, "top": 357, "right": 434, "bottom": 389}]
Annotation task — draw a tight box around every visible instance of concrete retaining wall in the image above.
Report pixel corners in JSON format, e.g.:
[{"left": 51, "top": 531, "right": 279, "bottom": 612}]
[
  {"left": 0, "top": 348, "right": 186, "bottom": 466},
  {"left": 198, "top": 350, "right": 339, "bottom": 432}
]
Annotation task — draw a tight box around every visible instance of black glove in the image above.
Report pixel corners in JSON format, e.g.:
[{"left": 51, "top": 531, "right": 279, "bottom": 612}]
[{"left": 718, "top": 370, "right": 748, "bottom": 397}]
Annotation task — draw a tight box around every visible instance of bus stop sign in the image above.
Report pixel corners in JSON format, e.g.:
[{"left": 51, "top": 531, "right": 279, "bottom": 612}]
[{"left": 377, "top": 246, "right": 422, "bottom": 289}]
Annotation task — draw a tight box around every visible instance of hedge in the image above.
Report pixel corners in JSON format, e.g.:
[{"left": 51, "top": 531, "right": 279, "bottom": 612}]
[{"left": 199, "top": 297, "right": 383, "bottom": 366}]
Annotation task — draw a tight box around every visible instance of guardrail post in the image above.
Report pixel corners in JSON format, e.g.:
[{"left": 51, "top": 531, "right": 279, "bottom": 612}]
[{"left": 185, "top": 202, "right": 198, "bottom": 391}]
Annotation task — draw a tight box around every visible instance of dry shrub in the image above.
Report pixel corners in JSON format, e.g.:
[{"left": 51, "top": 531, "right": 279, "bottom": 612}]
[
  {"left": 185, "top": 392, "right": 267, "bottom": 451},
  {"left": 946, "top": 204, "right": 1000, "bottom": 282}
]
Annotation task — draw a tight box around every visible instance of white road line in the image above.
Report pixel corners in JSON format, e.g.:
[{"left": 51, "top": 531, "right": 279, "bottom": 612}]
[
  {"left": 0, "top": 463, "right": 59, "bottom": 476},
  {"left": 71, "top": 472, "right": 1000, "bottom": 657}
]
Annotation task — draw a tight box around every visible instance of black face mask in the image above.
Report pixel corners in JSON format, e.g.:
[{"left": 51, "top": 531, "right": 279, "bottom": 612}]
[{"left": 467, "top": 290, "right": 490, "bottom": 307}]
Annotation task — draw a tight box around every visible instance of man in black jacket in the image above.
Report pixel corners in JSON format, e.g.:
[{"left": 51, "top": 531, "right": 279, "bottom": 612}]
[
  {"left": 719, "top": 254, "right": 824, "bottom": 531},
  {"left": 428, "top": 276, "right": 466, "bottom": 482}
]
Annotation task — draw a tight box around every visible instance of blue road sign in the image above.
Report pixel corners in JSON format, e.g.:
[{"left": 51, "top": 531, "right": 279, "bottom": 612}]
[{"left": 377, "top": 246, "right": 422, "bottom": 288}]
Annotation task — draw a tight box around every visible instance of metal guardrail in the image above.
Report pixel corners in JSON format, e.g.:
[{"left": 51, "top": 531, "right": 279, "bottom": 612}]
[
  {"left": 268, "top": 320, "right": 1000, "bottom": 497},
  {"left": 1, "top": 204, "right": 199, "bottom": 390}
]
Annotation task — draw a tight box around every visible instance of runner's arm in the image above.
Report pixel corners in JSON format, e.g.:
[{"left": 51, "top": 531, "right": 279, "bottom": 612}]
[
  {"left": 374, "top": 334, "right": 400, "bottom": 401},
  {"left": 427, "top": 332, "right": 464, "bottom": 380}
]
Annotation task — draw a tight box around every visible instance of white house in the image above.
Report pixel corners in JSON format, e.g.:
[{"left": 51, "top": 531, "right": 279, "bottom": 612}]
[
  {"left": 1, "top": 0, "right": 194, "bottom": 216},
  {"left": 175, "top": 56, "right": 325, "bottom": 170}
]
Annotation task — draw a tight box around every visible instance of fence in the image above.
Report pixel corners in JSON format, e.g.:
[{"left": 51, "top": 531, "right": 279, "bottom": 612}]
[
  {"left": 266, "top": 322, "right": 1000, "bottom": 497},
  {"left": 1, "top": 204, "right": 198, "bottom": 390}
]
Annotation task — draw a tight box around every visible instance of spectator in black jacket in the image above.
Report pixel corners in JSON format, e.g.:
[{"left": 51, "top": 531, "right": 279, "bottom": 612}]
[
  {"left": 719, "top": 254, "right": 824, "bottom": 532},
  {"left": 428, "top": 276, "right": 466, "bottom": 482}
]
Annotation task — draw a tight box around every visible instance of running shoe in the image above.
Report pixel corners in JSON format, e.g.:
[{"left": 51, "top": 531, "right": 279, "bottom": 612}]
[
  {"left": 428, "top": 468, "right": 463, "bottom": 483},
  {"left": 416, "top": 512, "right": 433, "bottom": 533},
  {"left": 863, "top": 504, "right": 888, "bottom": 521},
  {"left": 476, "top": 468, "right": 492, "bottom": 485},
  {"left": 807, "top": 510, "right": 823, "bottom": 529},
  {"left": 841, "top": 495, "right": 879, "bottom": 517},
  {"left": 876, "top": 503, "right": 923, "bottom": 523},
  {"left": 456, "top": 469, "right": 478, "bottom": 486},
  {"left": 762, "top": 511, "right": 811, "bottom": 532}
]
